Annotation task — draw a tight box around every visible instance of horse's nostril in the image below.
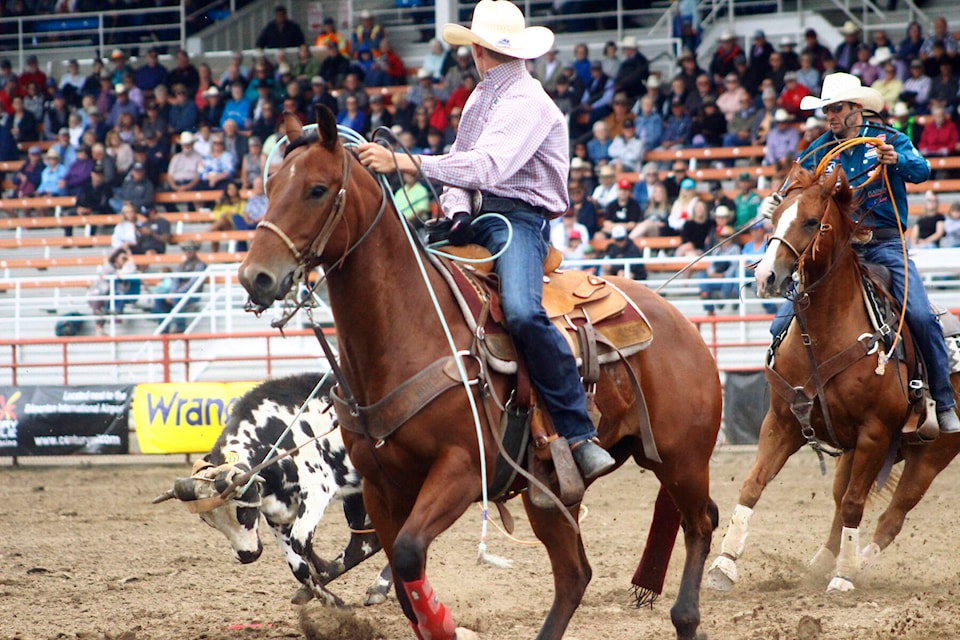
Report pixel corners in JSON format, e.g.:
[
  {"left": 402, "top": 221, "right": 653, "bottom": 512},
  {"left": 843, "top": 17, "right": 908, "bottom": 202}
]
[
  {"left": 253, "top": 271, "right": 275, "bottom": 294},
  {"left": 765, "top": 272, "right": 775, "bottom": 287}
]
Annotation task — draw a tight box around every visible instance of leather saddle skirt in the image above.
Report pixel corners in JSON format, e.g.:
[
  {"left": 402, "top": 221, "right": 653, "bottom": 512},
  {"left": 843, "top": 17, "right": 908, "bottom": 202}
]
[{"left": 434, "top": 245, "right": 653, "bottom": 375}]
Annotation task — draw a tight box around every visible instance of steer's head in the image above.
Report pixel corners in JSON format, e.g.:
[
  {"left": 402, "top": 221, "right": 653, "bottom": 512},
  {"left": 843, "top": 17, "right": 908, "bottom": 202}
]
[{"left": 154, "top": 460, "right": 265, "bottom": 564}]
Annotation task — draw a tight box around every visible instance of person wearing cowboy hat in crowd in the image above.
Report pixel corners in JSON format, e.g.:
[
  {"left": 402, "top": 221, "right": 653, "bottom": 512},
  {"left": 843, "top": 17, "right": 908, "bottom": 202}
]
[
  {"left": 766, "top": 72, "right": 960, "bottom": 434},
  {"left": 614, "top": 35, "right": 650, "bottom": 102},
  {"left": 709, "top": 31, "right": 742, "bottom": 85},
  {"left": 762, "top": 108, "right": 799, "bottom": 173},
  {"left": 358, "top": 0, "right": 616, "bottom": 481},
  {"left": 796, "top": 115, "right": 826, "bottom": 154},
  {"left": 778, "top": 35, "right": 800, "bottom": 71},
  {"left": 902, "top": 59, "right": 931, "bottom": 112},
  {"left": 834, "top": 21, "right": 862, "bottom": 72},
  {"left": 890, "top": 101, "right": 919, "bottom": 145}
]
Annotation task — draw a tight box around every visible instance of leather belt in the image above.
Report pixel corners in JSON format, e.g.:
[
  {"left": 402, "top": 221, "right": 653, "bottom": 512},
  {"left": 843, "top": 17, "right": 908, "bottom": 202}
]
[
  {"left": 478, "top": 192, "right": 548, "bottom": 217},
  {"left": 868, "top": 227, "right": 901, "bottom": 242}
]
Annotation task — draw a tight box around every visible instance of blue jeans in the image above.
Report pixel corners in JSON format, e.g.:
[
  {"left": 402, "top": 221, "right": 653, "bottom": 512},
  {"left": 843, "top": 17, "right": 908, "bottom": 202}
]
[
  {"left": 472, "top": 210, "right": 597, "bottom": 445},
  {"left": 769, "top": 238, "right": 955, "bottom": 411}
]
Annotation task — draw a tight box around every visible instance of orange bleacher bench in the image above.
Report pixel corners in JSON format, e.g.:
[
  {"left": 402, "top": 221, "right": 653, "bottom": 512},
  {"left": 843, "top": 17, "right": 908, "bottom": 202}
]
[{"left": 0, "top": 249, "right": 247, "bottom": 274}]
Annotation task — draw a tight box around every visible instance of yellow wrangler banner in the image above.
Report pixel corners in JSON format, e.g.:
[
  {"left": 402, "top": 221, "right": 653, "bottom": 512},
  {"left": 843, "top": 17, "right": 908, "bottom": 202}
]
[{"left": 133, "top": 382, "right": 259, "bottom": 454}]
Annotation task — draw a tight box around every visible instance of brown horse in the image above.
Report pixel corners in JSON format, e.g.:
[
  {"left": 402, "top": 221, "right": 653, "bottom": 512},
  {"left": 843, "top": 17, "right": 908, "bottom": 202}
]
[
  {"left": 238, "top": 108, "right": 721, "bottom": 640},
  {"left": 706, "top": 165, "right": 960, "bottom": 593}
]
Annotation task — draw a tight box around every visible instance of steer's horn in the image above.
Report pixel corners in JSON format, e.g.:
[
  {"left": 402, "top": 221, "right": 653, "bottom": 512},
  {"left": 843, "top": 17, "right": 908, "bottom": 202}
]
[
  {"left": 152, "top": 476, "right": 202, "bottom": 503},
  {"left": 151, "top": 489, "right": 176, "bottom": 504}
]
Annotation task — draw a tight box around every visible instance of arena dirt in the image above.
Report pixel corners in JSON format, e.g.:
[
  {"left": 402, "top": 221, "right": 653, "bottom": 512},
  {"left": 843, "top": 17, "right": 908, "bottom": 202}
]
[{"left": 3, "top": 448, "right": 960, "bottom": 640}]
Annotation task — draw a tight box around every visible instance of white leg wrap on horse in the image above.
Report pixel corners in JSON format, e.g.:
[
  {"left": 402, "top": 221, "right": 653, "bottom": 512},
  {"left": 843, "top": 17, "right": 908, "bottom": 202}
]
[
  {"left": 719, "top": 504, "right": 754, "bottom": 560},
  {"left": 826, "top": 526, "right": 859, "bottom": 592},
  {"left": 859, "top": 542, "right": 881, "bottom": 572},
  {"left": 807, "top": 545, "right": 836, "bottom": 577}
]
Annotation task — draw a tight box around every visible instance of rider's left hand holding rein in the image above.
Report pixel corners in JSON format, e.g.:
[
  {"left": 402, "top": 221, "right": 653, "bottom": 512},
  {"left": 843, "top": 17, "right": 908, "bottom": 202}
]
[
  {"left": 357, "top": 142, "right": 419, "bottom": 175},
  {"left": 877, "top": 143, "right": 898, "bottom": 166}
]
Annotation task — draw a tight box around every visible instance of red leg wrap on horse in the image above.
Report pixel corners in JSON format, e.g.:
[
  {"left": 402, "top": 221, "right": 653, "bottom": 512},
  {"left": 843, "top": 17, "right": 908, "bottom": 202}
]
[{"left": 402, "top": 577, "right": 455, "bottom": 640}]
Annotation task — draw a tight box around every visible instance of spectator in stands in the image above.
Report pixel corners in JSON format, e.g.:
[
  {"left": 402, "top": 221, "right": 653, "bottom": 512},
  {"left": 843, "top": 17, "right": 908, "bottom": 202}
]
[
  {"left": 0, "top": 59, "right": 13, "bottom": 92},
  {"left": 291, "top": 44, "right": 321, "bottom": 84},
  {"left": 83, "top": 104, "right": 105, "bottom": 144},
  {"left": 608, "top": 117, "right": 643, "bottom": 173},
  {"left": 834, "top": 21, "right": 862, "bottom": 72},
  {"left": 89, "top": 247, "right": 139, "bottom": 334},
  {"left": 909, "top": 190, "right": 945, "bottom": 249},
  {"left": 351, "top": 9, "right": 384, "bottom": 58},
  {"left": 420, "top": 93, "right": 446, "bottom": 131},
  {"left": 199, "top": 134, "right": 235, "bottom": 191},
  {"left": 406, "top": 104, "right": 431, "bottom": 152},
  {"left": 850, "top": 44, "right": 881, "bottom": 87},
  {"left": 315, "top": 17, "right": 349, "bottom": 57},
  {"left": 137, "top": 102, "right": 165, "bottom": 145},
  {"left": 699, "top": 213, "right": 740, "bottom": 314},
  {"left": 72, "top": 162, "right": 111, "bottom": 233},
  {"left": 917, "top": 104, "right": 959, "bottom": 157},
  {"left": 928, "top": 58, "right": 958, "bottom": 111},
  {"left": 586, "top": 120, "right": 612, "bottom": 166},
  {"left": 206, "top": 180, "right": 244, "bottom": 252},
  {"left": 556, "top": 62, "right": 585, "bottom": 106},
  {"left": 676, "top": 198, "right": 714, "bottom": 257},
  {"left": 890, "top": 102, "right": 919, "bottom": 145},
  {"left": 251, "top": 100, "right": 279, "bottom": 142},
  {"left": 366, "top": 94, "right": 393, "bottom": 136},
  {"left": 44, "top": 90, "right": 70, "bottom": 140},
  {"left": 237, "top": 135, "right": 264, "bottom": 191},
  {"left": 219, "top": 118, "right": 246, "bottom": 170},
  {"left": 796, "top": 115, "right": 826, "bottom": 154},
  {"left": 106, "top": 83, "right": 140, "bottom": 129},
  {"left": 921, "top": 17, "right": 958, "bottom": 60},
  {"left": 763, "top": 108, "right": 800, "bottom": 173},
  {"left": 686, "top": 72, "right": 716, "bottom": 114},
  {"left": 662, "top": 160, "right": 688, "bottom": 201},
  {"left": 778, "top": 71, "right": 810, "bottom": 117},
  {"left": 61, "top": 144, "right": 93, "bottom": 196},
  {"left": 308, "top": 76, "right": 338, "bottom": 116},
  {"left": 604, "top": 92, "right": 633, "bottom": 138},
  {"left": 408, "top": 68, "right": 439, "bottom": 106},
  {"left": 625, "top": 95, "right": 659, "bottom": 151},
  {"left": 795, "top": 53, "right": 821, "bottom": 94},
  {"left": 602, "top": 225, "right": 646, "bottom": 280},
  {"left": 90, "top": 142, "right": 118, "bottom": 188},
  {"left": 256, "top": 4, "right": 304, "bottom": 49},
  {"left": 572, "top": 43, "right": 592, "bottom": 86},
  {"left": 709, "top": 31, "right": 741, "bottom": 86},
  {"left": 421, "top": 38, "right": 449, "bottom": 83},
  {"left": 602, "top": 177, "right": 643, "bottom": 236},
  {"left": 372, "top": 37, "right": 406, "bottom": 86},
  {"left": 393, "top": 172, "right": 430, "bottom": 221},
  {"left": 600, "top": 41, "right": 621, "bottom": 80},
  {"left": 615, "top": 36, "right": 650, "bottom": 103},
  {"left": 631, "top": 181, "right": 670, "bottom": 238},
  {"left": 550, "top": 207, "right": 591, "bottom": 253},
  {"left": 319, "top": 40, "right": 351, "bottom": 89},
  {"left": 105, "top": 129, "right": 132, "bottom": 176},
  {"left": 134, "top": 47, "right": 167, "bottom": 93},
  {"left": 751, "top": 86, "right": 778, "bottom": 144},
  {"left": 218, "top": 55, "right": 248, "bottom": 93},
  {"left": 568, "top": 178, "right": 598, "bottom": 236},
  {"left": 111, "top": 201, "right": 140, "bottom": 250},
  {"left": 630, "top": 162, "right": 658, "bottom": 210},
  {"left": 733, "top": 171, "right": 760, "bottom": 229},
  {"left": 134, "top": 204, "right": 171, "bottom": 255},
  {"left": 162, "top": 130, "right": 201, "bottom": 200},
  {"left": 336, "top": 94, "right": 368, "bottom": 132},
  {"left": 116, "top": 112, "right": 138, "bottom": 146},
  {"left": 743, "top": 31, "right": 774, "bottom": 95},
  {"left": 22, "top": 80, "right": 43, "bottom": 123},
  {"left": 899, "top": 22, "right": 924, "bottom": 67},
  {"left": 151, "top": 240, "right": 207, "bottom": 334},
  {"left": 446, "top": 72, "right": 476, "bottom": 115},
  {"left": 706, "top": 180, "right": 734, "bottom": 217},
  {"left": 660, "top": 96, "right": 692, "bottom": 150},
  {"left": 167, "top": 50, "right": 200, "bottom": 98},
  {"left": 59, "top": 59, "right": 84, "bottom": 106},
  {"left": 442, "top": 46, "right": 477, "bottom": 99},
  {"left": 234, "top": 175, "right": 268, "bottom": 234},
  {"left": 11, "top": 144, "right": 43, "bottom": 197},
  {"left": 561, "top": 229, "right": 587, "bottom": 261},
  {"left": 592, "top": 164, "right": 618, "bottom": 209},
  {"left": 668, "top": 177, "right": 698, "bottom": 232},
  {"left": 942, "top": 201, "right": 960, "bottom": 248},
  {"left": 167, "top": 84, "right": 198, "bottom": 135},
  {"left": 779, "top": 36, "right": 800, "bottom": 71},
  {"left": 220, "top": 82, "right": 252, "bottom": 130},
  {"left": 94, "top": 71, "right": 117, "bottom": 117},
  {"left": 903, "top": 59, "right": 931, "bottom": 113},
  {"left": 871, "top": 59, "right": 902, "bottom": 112},
  {"left": 19, "top": 55, "right": 45, "bottom": 90},
  {"left": 111, "top": 162, "right": 154, "bottom": 212},
  {"left": 802, "top": 28, "right": 830, "bottom": 74},
  {"left": 3, "top": 95, "right": 37, "bottom": 143},
  {"left": 690, "top": 95, "right": 726, "bottom": 148},
  {"left": 534, "top": 46, "right": 563, "bottom": 93},
  {"left": 36, "top": 147, "right": 67, "bottom": 196},
  {"left": 579, "top": 60, "right": 615, "bottom": 125},
  {"left": 337, "top": 72, "right": 370, "bottom": 112},
  {"left": 716, "top": 72, "right": 746, "bottom": 122}
]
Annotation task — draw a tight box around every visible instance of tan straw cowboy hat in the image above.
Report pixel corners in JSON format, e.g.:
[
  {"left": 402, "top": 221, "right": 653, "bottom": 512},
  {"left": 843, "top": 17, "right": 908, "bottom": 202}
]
[
  {"left": 799, "top": 72, "right": 885, "bottom": 113},
  {"left": 442, "top": 0, "right": 555, "bottom": 60}
]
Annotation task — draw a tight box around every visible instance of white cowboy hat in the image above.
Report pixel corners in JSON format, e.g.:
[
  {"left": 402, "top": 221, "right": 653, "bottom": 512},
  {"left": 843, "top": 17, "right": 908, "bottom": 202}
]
[
  {"left": 869, "top": 48, "right": 893, "bottom": 66},
  {"left": 442, "top": 0, "right": 555, "bottom": 60},
  {"left": 773, "top": 108, "right": 791, "bottom": 123},
  {"left": 620, "top": 35, "right": 638, "bottom": 49},
  {"left": 839, "top": 20, "right": 860, "bottom": 35},
  {"left": 892, "top": 101, "right": 910, "bottom": 117},
  {"left": 799, "top": 72, "right": 885, "bottom": 113}
]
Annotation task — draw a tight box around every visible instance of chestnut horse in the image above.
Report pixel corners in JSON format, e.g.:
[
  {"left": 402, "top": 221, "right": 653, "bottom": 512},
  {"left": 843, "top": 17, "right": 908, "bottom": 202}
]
[
  {"left": 707, "top": 165, "right": 960, "bottom": 594},
  {"left": 238, "top": 109, "right": 721, "bottom": 640}
]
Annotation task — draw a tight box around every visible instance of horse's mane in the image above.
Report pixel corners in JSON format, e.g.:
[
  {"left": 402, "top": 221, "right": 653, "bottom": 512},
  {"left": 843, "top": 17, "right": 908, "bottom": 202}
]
[{"left": 284, "top": 131, "right": 321, "bottom": 157}]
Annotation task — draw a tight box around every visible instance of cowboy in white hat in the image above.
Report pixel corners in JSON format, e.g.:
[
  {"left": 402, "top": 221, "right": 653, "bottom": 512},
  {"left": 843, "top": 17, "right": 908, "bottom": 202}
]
[
  {"left": 359, "top": 0, "right": 615, "bottom": 485},
  {"left": 614, "top": 34, "right": 650, "bottom": 100},
  {"left": 770, "top": 72, "right": 960, "bottom": 434}
]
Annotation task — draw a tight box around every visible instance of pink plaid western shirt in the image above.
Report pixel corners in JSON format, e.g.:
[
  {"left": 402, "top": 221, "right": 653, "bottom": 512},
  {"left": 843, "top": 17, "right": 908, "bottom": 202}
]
[{"left": 417, "top": 58, "right": 570, "bottom": 219}]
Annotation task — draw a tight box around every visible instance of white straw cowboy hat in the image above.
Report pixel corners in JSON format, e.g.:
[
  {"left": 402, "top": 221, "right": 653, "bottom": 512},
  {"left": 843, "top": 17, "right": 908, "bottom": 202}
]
[
  {"left": 442, "top": 0, "right": 555, "bottom": 60},
  {"left": 799, "top": 72, "right": 885, "bottom": 113}
]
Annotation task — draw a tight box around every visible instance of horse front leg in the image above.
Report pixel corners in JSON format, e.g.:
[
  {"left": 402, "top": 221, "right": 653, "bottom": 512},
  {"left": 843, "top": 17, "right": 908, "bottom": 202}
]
[
  {"left": 521, "top": 495, "right": 590, "bottom": 640},
  {"left": 706, "top": 410, "right": 803, "bottom": 591},
  {"left": 826, "top": 428, "right": 893, "bottom": 592}
]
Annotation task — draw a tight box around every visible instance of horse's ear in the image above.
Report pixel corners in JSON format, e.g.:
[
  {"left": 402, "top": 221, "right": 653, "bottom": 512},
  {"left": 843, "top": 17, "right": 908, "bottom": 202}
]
[
  {"left": 314, "top": 104, "right": 338, "bottom": 151},
  {"left": 284, "top": 111, "right": 304, "bottom": 143}
]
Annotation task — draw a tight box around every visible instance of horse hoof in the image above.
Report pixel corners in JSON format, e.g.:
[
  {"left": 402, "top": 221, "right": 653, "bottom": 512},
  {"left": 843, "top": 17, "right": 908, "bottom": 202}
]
[
  {"left": 704, "top": 556, "right": 737, "bottom": 591},
  {"left": 859, "top": 542, "right": 881, "bottom": 572},
  {"left": 806, "top": 545, "right": 836, "bottom": 578},
  {"left": 454, "top": 627, "right": 479, "bottom": 640},
  {"left": 290, "top": 585, "right": 315, "bottom": 605},
  {"left": 363, "top": 591, "right": 387, "bottom": 606},
  {"left": 826, "top": 576, "right": 855, "bottom": 592}
]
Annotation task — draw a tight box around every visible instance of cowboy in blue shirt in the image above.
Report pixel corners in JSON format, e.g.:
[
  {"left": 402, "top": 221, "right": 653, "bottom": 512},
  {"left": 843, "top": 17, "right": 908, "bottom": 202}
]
[{"left": 768, "top": 72, "right": 959, "bottom": 433}]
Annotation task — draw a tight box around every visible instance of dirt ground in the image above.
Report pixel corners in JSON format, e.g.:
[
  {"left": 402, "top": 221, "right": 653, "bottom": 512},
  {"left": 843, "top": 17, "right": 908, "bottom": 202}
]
[{"left": 3, "top": 447, "right": 960, "bottom": 640}]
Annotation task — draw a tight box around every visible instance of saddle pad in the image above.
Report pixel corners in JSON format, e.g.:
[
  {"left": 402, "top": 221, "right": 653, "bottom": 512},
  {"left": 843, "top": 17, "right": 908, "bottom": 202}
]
[{"left": 436, "top": 254, "right": 653, "bottom": 375}]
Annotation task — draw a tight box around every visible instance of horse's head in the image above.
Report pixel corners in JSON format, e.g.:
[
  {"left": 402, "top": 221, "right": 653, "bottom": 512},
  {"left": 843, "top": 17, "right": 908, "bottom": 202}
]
[
  {"left": 754, "top": 165, "right": 856, "bottom": 298},
  {"left": 239, "top": 106, "right": 364, "bottom": 309}
]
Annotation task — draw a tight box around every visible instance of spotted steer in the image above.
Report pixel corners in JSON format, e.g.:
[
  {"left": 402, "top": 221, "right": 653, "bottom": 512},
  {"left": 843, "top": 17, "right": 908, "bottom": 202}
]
[{"left": 154, "top": 373, "right": 391, "bottom": 606}]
